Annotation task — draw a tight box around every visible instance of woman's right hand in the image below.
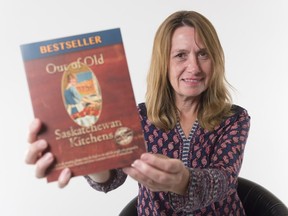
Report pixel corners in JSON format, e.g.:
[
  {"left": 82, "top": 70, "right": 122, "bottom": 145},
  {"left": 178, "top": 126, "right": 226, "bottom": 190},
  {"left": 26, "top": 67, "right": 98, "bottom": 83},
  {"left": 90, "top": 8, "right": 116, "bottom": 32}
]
[{"left": 25, "top": 118, "right": 72, "bottom": 188}]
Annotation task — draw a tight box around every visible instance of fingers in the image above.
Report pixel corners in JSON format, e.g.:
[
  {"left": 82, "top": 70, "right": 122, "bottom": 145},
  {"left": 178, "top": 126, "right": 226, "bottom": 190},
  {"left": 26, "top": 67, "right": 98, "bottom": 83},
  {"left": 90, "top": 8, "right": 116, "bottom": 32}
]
[
  {"left": 123, "top": 166, "right": 165, "bottom": 192},
  {"left": 123, "top": 159, "right": 177, "bottom": 192},
  {"left": 28, "top": 118, "right": 42, "bottom": 144},
  {"left": 25, "top": 139, "right": 48, "bottom": 164},
  {"left": 132, "top": 158, "right": 176, "bottom": 185},
  {"left": 140, "top": 153, "right": 183, "bottom": 174},
  {"left": 25, "top": 118, "right": 55, "bottom": 180},
  {"left": 58, "top": 168, "right": 72, "bottom": 188},
  {"left": 35, "top": 152, "right": 54, "bottom": 178},
  {"left": 123, "top": 153, "right": 189, "bottom": 194}
]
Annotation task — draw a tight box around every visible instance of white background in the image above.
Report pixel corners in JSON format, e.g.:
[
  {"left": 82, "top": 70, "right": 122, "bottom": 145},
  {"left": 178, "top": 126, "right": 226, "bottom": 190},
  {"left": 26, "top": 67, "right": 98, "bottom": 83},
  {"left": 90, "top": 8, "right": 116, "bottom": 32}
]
[{"left": 0, "top": 0, "right": 287, "bottom": 215}]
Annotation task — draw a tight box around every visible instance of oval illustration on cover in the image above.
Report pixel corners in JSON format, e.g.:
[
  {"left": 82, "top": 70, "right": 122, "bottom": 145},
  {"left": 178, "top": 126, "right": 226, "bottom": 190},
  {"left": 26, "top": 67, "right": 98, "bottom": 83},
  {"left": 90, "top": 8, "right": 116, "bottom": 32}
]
[{"left": 61, "top": 62, "right": 102, "bottom": 127}]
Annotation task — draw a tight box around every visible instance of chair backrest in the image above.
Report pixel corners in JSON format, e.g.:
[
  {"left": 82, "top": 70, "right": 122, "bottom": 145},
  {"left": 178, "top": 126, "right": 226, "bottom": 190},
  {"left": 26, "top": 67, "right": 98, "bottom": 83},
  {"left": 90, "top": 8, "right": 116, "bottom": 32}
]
[
  {"left": 119, "top": 177, "right": 288, "bottom": 216},
  {"left": 237, "top": 177, "right": 288, "bottom": 216},
  {"left": 119, "top": 196, "right": 138, "bottom": 216}
]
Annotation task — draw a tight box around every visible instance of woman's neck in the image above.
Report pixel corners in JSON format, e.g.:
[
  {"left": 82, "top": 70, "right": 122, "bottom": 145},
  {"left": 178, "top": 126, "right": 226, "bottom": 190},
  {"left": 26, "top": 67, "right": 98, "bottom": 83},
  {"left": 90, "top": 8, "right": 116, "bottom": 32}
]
[{"left": 176, "top": 98, "right": 199, "bottom": 138}]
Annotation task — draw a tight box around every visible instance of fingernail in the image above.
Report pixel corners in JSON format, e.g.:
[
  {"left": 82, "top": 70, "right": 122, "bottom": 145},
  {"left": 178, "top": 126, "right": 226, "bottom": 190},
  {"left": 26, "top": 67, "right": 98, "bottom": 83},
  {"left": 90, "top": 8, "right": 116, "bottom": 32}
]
[
  {"left": 43, "top": 152, "right": 52, "bottom": 161},
  {"left": 30, "top": 118, "right": 40, "bottom": 131},
  {"left": 131, "top": 160, "right": 139, "bottom": 167},
  {"left": 122, "top": 167, "right": 129, "bottom": 173},
  {"left": 58, "top": 168, "right": 71, "bottom": 186},
  {"left": 141, "top": 153, "right": 149, "bottom": 161},
  {"left": 37, "top": 140, "right": 47, "bottom": 148}
]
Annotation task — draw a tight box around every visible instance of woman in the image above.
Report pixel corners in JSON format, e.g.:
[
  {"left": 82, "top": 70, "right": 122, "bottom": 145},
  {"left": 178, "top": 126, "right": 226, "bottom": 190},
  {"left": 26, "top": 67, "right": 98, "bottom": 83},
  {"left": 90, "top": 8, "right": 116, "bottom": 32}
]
[{"left": 26, "top": 10, "right": 250, "bottom": 215}]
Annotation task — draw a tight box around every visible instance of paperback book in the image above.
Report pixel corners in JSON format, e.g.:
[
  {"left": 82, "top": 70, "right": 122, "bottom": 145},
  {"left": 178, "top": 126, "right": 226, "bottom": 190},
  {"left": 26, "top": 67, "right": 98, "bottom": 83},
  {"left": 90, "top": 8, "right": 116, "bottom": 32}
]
[{"left": 20, "top": 28, "right": 146, "bottom": 182}]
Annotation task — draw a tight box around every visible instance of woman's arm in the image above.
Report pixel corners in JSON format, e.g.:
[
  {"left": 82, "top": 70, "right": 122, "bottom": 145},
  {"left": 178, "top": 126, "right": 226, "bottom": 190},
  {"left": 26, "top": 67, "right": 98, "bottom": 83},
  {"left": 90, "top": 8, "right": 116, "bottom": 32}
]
[
  {"left": 85, "top": 169, "right": 128, "bottom": 193},
  {"left": 170, "top": 108, "right": 251, "bottom": 212}
]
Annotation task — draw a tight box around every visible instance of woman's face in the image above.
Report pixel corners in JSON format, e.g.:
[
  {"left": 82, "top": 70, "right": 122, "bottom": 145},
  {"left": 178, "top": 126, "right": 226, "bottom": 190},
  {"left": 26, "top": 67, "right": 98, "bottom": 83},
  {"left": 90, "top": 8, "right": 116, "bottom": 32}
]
[
  {"left": 169, "top": 26, "right": 213, "bottom": 103},
  {"left": 69, "top": 77, "right": 77, "bottom": 85}
]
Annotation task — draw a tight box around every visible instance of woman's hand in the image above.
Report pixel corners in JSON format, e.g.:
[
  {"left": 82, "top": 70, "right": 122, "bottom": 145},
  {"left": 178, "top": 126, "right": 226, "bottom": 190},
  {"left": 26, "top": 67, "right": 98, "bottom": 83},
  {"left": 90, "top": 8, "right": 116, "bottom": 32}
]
[
  {"left": 25, "top": 118, "right": 72, "bottom": 188},
  {"left": 123, "top": 153, "right": 190, "bottom": 195}
]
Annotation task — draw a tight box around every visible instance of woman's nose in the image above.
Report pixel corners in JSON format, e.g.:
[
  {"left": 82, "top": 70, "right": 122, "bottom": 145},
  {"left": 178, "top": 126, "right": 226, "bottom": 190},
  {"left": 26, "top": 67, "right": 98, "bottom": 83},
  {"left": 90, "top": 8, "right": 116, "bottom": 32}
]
[{"left": 186, "top": 56, "right": 200, "bottom": 73}]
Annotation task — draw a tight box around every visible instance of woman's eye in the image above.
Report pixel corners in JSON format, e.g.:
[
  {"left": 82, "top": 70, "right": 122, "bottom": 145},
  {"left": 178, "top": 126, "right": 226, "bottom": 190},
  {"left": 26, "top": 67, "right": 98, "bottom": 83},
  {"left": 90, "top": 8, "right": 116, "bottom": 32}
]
[
  {"left": 198, "top": 51, "right": 209, "bottom": 59},
  {"left": 175, "top": 53, "right": 186, "bottom": 59}
]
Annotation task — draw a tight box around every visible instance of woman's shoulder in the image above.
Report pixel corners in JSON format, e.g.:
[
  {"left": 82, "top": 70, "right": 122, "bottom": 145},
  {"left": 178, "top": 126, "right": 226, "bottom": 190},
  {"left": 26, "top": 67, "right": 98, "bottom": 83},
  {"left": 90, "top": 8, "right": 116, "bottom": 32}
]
[
  {"left": 212, "top": 104, "right": 250, "bottom": 132},
  {"left": 137, "top": 102, "right": 147, "bottom": 117},
  {"left": 222, "top": 104, "right": 250, "bottom": 127},
  {"left": 231, "top": 104, "right": 249, "bottom": 117}
]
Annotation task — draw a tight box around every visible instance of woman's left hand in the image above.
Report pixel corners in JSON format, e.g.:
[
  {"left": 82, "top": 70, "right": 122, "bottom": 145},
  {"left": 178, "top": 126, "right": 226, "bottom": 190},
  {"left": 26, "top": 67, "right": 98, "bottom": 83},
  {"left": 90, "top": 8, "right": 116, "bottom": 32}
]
[{"left": 123, "top": 153, "right": 190, "bottom": 195}]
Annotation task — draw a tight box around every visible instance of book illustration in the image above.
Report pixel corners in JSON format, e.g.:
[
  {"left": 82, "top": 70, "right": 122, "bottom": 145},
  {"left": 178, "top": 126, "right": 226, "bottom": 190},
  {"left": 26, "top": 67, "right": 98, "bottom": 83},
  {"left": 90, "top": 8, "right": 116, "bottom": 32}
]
[{"left": 62, "top": 62, "right": 102, "bottom": 127}]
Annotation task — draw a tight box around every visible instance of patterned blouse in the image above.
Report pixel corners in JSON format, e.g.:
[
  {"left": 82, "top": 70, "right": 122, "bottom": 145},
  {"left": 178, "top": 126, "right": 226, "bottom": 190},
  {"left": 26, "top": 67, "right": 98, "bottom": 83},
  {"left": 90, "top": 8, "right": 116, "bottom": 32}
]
[{"left": 85, "top": 103, "right": 251, "bottom": 216}]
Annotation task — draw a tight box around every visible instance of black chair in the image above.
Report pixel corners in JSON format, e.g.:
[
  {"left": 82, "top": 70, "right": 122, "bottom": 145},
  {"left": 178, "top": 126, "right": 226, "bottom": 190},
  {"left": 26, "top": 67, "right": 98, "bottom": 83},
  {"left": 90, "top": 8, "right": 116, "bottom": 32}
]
[
  {"left": 119, "top": 177, "right": 288, "bottom": 216},
  {"left": 119, "top": 196, "right": 138, "bottom": 216},
  {"left": 238, "top": 177, "right": 288, "bottom": 216}
]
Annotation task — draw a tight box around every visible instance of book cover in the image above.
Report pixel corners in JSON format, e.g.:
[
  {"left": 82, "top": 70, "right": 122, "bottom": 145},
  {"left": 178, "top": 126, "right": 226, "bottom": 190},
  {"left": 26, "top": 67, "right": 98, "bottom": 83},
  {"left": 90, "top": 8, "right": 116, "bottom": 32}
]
[{"left": 20, "top": 28, "right": 146, "bottom": 182}]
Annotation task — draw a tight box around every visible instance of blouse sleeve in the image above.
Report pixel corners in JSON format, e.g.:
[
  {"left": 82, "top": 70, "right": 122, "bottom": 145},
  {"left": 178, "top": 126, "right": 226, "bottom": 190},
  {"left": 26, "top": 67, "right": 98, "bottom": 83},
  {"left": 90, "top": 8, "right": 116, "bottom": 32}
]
[
  {"left": 84, "top": 169, "right": 127, "bottom": 193},
  {"left": 71, "top": 86, "right": 83, "bottom": 102},
  {"left": 169, "top": 107, "right": 251, "bottom": 212}
]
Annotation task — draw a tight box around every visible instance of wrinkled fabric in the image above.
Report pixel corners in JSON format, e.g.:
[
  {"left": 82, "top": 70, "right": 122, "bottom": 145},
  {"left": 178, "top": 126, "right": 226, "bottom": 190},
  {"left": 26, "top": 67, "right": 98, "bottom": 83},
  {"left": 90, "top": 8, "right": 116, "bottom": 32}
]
[{"left": 85, "top": 103, "right": 250, "bottom": 216}]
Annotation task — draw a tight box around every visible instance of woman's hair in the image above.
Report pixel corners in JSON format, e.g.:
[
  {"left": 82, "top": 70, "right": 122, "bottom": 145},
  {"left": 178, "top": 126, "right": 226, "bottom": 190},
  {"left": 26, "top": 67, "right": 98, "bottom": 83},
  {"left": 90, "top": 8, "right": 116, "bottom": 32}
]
[
  {"left": 67, "top": 73, "right": 77, "bottom": 82},
  {"left": 145, "top": 10, "right": 233, "bottom": 131}
]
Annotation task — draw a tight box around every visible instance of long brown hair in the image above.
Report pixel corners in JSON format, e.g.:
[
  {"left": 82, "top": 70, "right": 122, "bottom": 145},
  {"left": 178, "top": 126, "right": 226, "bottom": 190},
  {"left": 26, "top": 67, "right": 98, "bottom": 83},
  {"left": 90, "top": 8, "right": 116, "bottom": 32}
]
[{"left": 145, "top": 10, "right": 232, "bottom": 131}]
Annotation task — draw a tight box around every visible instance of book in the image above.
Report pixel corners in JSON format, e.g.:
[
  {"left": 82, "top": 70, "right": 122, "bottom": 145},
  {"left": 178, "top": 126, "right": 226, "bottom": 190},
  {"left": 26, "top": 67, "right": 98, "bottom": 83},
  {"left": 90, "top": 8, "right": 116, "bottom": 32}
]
[{"left": 20, "top": 28, "right": 146, "bottom": 182}]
